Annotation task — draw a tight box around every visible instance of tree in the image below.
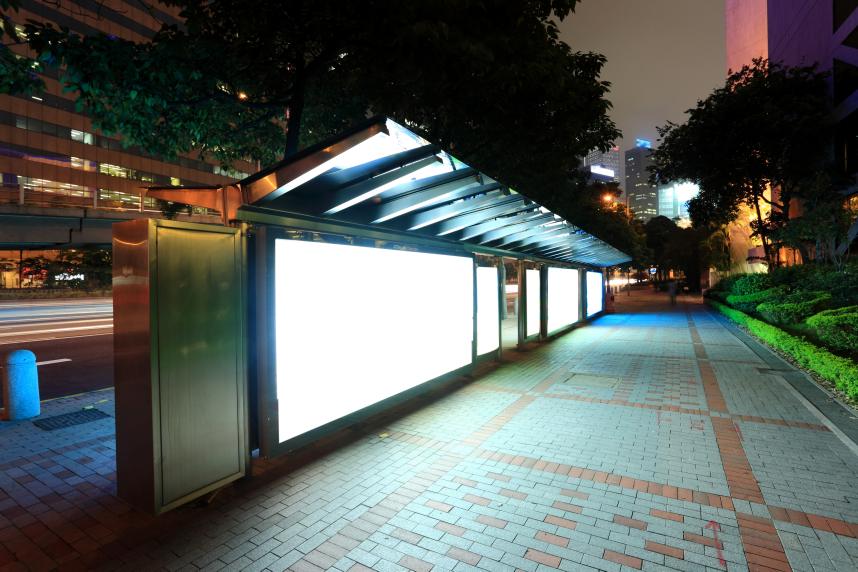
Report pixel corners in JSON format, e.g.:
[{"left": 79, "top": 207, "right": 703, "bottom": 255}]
[
  {"left": 651, "top": 58, "right": 833, "bottom": 267},
  {"left": 772, "top": 172, "right": 857, "bottom": 269},
  {"left": 645, "top": 216, "right": 677, "bottom": 280},
  {"left": 561, "top": 178, "right": 648, "bottom": 269},
  {"left": 4, "top": 0, "right": 618, "bottom": 206}
]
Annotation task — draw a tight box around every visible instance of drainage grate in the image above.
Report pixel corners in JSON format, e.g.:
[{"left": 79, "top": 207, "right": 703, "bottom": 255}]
[
  {"left": 33, "top": 408, "right": 110, "bottom": 431},
  {"left": 563, "top": 374, "right": 621, "bottom": 389}
]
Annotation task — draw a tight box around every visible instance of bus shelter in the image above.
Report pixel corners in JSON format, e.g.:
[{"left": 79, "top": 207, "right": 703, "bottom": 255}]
[{"left": 114, "top": 117, "right": 630, "bottom": 513}]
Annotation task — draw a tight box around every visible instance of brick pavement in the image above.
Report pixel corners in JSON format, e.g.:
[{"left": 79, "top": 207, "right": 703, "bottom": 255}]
[{"left": 2, "top": 290, "right": 858, "bottom": 571}]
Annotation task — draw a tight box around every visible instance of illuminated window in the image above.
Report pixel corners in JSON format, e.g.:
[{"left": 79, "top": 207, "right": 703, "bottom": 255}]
[
  {"left": 170, "top": 177, "right": 181, "bottom": 186},
  {"left": 19, "top": 176, "right": 93, "bottom": 198},
  {"left": 99, "top": 163, "right": 135, "bottom": 178},
  {"left": 273, "top": 239, "right": 473, "bottom": 443},
  {"left": 70, "top": 156, "right": 97, "bottom": 172},
  {"left": 526, "top": 269, "right": 541, "bottom": 336},
  {"left": 547, "top": 267, "right": 579, "bottom": 332},
  {"left": 71, "top": 129, "right": 94, "bottom": 145},
  {"left": 98, "top": 188, "right": 140, "bottom": 208},
  {"left": 476, "top": 266, "right": 500, "bottom": 355}
]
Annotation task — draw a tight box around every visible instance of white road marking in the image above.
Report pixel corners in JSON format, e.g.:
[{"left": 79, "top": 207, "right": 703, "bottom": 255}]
[
  {"left": 36, "top": 358, "right": 72, "bottom": 366},
  {"left": 0, "top": 324, "right": 112, "bottom": 337},
  {"left": 0, "top": 333, "right": 112, "bottom": 346}
]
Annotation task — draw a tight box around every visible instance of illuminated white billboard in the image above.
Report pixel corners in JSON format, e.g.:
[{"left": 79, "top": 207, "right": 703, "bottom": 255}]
[
  {"left": 547, "top": 267, "right": 579, "bottom": 333},
  {"left": 526, "top": 269, "right": 541, "bottom": 336},
  {"left": 476, "top": 266, "right": 500, "bottom": 355},
  {"left": 586, "top": 271, "right": 604, "bottom": 316},
  {"left": 274, "top": 239, "right": 473, "bottom": 443}
]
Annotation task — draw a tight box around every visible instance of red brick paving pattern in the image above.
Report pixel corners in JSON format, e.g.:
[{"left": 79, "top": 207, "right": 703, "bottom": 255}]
[{"left": 2, "top": 295, "right": 858, "bottom": 570}]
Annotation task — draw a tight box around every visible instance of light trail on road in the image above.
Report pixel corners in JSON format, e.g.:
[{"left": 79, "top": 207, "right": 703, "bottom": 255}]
[{"left": 0, "top": 297, "right": 114, "bottom": 398}]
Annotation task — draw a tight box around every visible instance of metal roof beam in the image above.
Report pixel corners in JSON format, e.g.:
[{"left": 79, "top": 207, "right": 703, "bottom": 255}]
[
  {"left": 321, "top": 155, "right": 443, "bottom": 215},
  {"left": 405, "top": 183, "right": 504, "bottom": 230},
  {"left": 506, "top": 227, "right": 573, "bottom": 250},
  {"left": 434, "top": 199, "right": 531, "bottom": 236},
  {"left": 457, "top": 210, "right": 544, "bottom": 241},
  {"left": 477, "top": 214, "right": 557, "bottom": 244},
  {"left": 370, "top": 177, "right": 486, "bottom": 224},
  {"left": 493, "top": 221, "right": 567, "bottom": 247}
]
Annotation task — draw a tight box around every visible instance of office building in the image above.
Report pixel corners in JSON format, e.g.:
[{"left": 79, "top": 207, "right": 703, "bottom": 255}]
[
  {"left": 657, "top": 181, "right": 699, "bottom": 225},
  {"left": 0, "top": 0, "right": 253, "bottom": 282},
  {"left": 624, "top": 141, "right": 657, "bottom": 221},
  {"left": 727, "top": 0, "right": 858, "bottom": 176},
  {"left": 584, "top": 146, "right": 620, "bottom": 183}
]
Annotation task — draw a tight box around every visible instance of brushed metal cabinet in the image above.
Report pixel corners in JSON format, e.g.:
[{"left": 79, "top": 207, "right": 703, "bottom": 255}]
[{"left": 113, "top": 219, "right": 247, "bottom": 514}]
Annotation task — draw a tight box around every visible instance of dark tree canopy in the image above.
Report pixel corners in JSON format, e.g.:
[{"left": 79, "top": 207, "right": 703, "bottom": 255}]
[
  {"left": 2, "top": 0, "right": 619, "bottom": 209},
  {"left": 650, "top": 58, "right": 832, "bottom": 264}
]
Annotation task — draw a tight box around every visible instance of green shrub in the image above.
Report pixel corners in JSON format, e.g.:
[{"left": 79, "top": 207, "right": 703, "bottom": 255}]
[
  {"left": 807, "top": 306, "right": 858, "bottom": 354},
  {"left": 726, "top": 286, "right": 787, "bottom": 314},
  {"left": 731, "top": 273, "right": 772, "bottom": 295},
  {"left": 757, "top": 291, "right": 832, "bottom": 325},
  {"left": 804, "top": 266, "right": 858, "bottom": 307},
  {"left": 712, "top": 274, "right": 745, "bottom": 293},
  {"left": 710, "top": 301, "right": 858, "bottom": 399}
]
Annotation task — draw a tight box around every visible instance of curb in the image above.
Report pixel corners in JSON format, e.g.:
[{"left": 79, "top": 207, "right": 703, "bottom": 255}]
[{"left": 707, "top": 307, "right": 858, "bottom": 453}]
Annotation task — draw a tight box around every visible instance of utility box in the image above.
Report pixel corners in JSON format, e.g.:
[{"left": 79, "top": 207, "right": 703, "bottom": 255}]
[{"left": 113, "top": 219, "right": 247, "bottom": 514}]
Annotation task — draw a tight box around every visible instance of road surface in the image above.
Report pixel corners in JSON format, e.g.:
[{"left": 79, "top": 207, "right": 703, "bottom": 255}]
[{"left": 0, "top": 298, "right": 112, "bottom": 400}]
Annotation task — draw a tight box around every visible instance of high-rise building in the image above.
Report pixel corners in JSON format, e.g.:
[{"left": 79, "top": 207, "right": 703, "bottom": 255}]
[
  {"left": 724, "top": 0, "right": 858, "bottom": 271},
  {"left": 624, "top": 141, "right": 657, "bottom": 221},
  {"left": 0, "top": 1, "right": 253, "bottom": 273},
  {"left": 657, "top": 181, "right": 699, "bottom": 226},
  {"left": 584, "top": 146, "right": 620, "bottom": 183},
  {"left": 726, "top": 0, "right": 858, "bottom": 176}
]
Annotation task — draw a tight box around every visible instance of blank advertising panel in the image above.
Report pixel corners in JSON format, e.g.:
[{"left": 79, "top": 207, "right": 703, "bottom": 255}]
[
  {"left": 476, "top": 266, "right": 500, "bottom": 356},
  {"left": 547, "top": 267, "right": 579, "bottom": 333},
  {"left": 587, "top": 271, "right": 604, "bottom": 316},
  {"left": 526, "top": 269, "right": 541, "bottom": 336},
  {"left": 274, "top": 239, "right": 474, "bottom": 443}
]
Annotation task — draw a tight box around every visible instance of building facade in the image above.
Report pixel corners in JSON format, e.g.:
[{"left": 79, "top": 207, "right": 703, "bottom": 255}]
[
  {"left": 725, "top": 0, "right": 858, "bottom": 272},
  {"left": 656, "top": 181, "right": 699, "bottom": 226},
  {"left": 624, "top": 142, "right": 657, "bottom": 221},
  {"left": 584, "top": 146, "right": 621, "bottom": 183},
  {"left": 0, "top": 0, "right": 253, "bottom": 277},
  {"left": 726, "top": 0, "right": 858, "bottom": 176}
]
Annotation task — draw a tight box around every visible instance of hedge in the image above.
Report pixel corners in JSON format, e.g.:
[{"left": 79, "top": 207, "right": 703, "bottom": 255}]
[
  {"left": 806, "top": 306, "right": 858, "bottom": 355},
  {"left": 731, "top": 273, "right": 772, "bottom": 295},
  {"left": 709, "top": 300, "right": 858, "bottom": 399},
  {"left": 725, "top": 286, "right": 787, "bottom": 314},
  {"left": 756, "top": 291, "right": 832, "bottom": 325}
]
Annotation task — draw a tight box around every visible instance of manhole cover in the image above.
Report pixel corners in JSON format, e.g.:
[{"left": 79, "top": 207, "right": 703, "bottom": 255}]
[
  {"left": 33, "top": 408, "right": 110, "bottom": 431},
  {"left": 563, "top": 374, "right": 621, "bottom": 389}
]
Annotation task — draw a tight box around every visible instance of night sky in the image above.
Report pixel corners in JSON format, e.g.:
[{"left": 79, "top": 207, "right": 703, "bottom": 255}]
[{"left": 559, "top": 0, "right": 726, "bottom": 180}]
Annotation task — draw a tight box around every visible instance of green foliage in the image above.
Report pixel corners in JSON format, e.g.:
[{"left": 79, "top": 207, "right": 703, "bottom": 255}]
[
  {"left": 710, "top": 301, "right": 858, "bottom": 399},
  {"left": 756, "top": 291, "right": 832, "bottom": 325},
  {"left": 560, "top": 180, "right": 647, "bottom": 269},
  {"left": 725, "top": 286, "right": 786, "bottom": 314},
  {"left": 807, "top": 306, "right": 858, "bottom": 355},
  {"left": 11, "top": 0, "right": 619, "bottom": 213},
  {"left": 768, "top": 262, "right": 858, "bottom": 307},
  {"left": 710, "top": 273, "right": 745, "bottom": 293},
  {"left": 771, "top": 171, "right": 858, "bottom": 268},
  {"left": 651, "top": 59, "right": 833, "bottom": 265},
  {"left": 730, "top": 273, "right": 772, "bottom": 295}
]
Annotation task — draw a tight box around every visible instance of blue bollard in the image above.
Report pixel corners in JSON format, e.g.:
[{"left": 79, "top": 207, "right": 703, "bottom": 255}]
[{"left": 2, "top": 350, "right": 40, "bottom": 420}]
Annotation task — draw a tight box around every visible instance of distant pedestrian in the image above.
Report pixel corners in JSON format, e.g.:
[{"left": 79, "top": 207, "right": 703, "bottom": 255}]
[{"left": 667, "top": 280, "right": 678, "bottom": 306}]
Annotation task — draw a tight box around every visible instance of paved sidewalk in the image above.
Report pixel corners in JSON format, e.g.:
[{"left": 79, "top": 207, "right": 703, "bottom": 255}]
[{"left": 2, "top": 291, "right": 858, "bottom": 571}]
